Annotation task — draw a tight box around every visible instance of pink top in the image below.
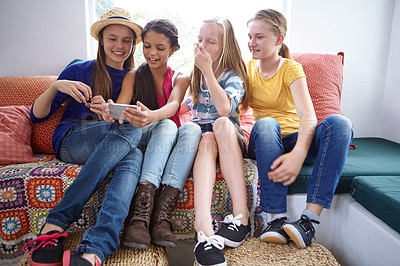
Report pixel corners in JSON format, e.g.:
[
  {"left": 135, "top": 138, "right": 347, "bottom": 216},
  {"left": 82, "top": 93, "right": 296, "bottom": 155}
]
[{"left": 157, "top": 66, "right": 181, "bottom": 127}]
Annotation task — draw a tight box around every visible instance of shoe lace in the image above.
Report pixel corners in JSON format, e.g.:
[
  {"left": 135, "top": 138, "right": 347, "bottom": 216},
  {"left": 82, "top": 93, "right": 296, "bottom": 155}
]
[
  {"left": 299, "top": 215, "right": 320, "bottom": 237},
  {"left": 130, "top": 191, "right": 152, "bottom": 224},
  {"left": 267, "top": 217, "right": 287, "bottom": 229},
  {"left": 22, "top": 232, "right": 68, "bottom": 253},
  {"left": 222, "top": 214, "right": 243, "bottom": 231},
  {"left": 157, "top": 195, "right": 175, "bottom": 223},
  {"left": 194, "top": 231, "right": 225, "bottom": 251}
]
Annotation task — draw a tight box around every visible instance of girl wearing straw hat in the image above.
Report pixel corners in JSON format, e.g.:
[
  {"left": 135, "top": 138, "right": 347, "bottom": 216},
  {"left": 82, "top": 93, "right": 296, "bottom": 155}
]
[{"left": 23, "top": 7, "right": 143, "bottom": 266}]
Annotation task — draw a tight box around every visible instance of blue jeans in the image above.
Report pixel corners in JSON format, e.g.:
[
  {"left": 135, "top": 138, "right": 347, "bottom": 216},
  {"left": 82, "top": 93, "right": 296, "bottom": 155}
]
[
  {"left": 248, "top": 115, "right": 353, "bottom": 213},
  {"left": 139, "top": 120, "right": 201, "bottom": 191},
  {"left": 47, "top": 121, "right": 142, "bottom": 262},
  {"left": 162, "top": 122, "right": 201, "bottom": 190}
]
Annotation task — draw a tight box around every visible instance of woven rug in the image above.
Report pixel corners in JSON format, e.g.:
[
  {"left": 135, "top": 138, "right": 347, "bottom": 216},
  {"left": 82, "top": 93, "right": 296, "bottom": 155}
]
[
  {"left": 194, "top": 237, "right": 340, "bottom": 265},
  {"left": 18, "top": 231, "right": 168, "bottom": 266}
]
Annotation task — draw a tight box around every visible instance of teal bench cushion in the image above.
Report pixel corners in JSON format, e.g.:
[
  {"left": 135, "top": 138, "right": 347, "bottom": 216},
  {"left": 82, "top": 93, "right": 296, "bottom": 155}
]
[
  {"left": 289, "top": 138, "right": 400, "bottom": 193},
  {"left": 351, "top": 175, "right": 400, "bottom": 234}
]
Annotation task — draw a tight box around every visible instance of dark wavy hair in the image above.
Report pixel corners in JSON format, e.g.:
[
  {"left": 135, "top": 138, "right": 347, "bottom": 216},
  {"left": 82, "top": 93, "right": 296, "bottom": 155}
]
[{"left": 133, "top": 19, "right": 180, "bottom": 110}]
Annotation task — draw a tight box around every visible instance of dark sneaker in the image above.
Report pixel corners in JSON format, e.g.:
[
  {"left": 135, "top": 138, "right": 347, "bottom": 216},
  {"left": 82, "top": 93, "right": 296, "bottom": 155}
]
[
  {"left": 194, "top": 231, "right": 227, "bottom": 266},
  {"left": 216, "top": 214, "right": 250, "bottom": 248},
  {"left": 22, "top": 230, "right": 68, "bottom": 266},
  {"left": 260, "top": 217, "right": 289, "bottom": 244},
  {"left": 283, "top": 215, "right": 320, "bottom": 248},
  {"left": 63, "top": 250, "right": 101, "bottom": 266}
]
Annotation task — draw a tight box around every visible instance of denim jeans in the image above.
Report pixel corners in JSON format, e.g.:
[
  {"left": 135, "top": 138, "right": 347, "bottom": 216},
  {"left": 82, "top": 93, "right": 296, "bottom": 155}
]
[
  {"left": 139, "top": 119, "right": 177, "bottom": 186},
  {"left": 139, "top": 120, "right": 201, "bottom": 191},
  {"left": 161, "top": 122, "right": 201, "bottom": 191},
  {"left": 47, "top": 121, "right": 142, "bottom": 262},
  {"left": 248, "top": 115, "right": 353, "bottom": 214}
]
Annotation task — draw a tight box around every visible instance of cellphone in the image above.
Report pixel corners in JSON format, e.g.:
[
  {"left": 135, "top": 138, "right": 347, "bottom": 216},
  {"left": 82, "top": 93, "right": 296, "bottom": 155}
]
[{"left": 107, "top": 103, "right": 140, "bottom": 119}]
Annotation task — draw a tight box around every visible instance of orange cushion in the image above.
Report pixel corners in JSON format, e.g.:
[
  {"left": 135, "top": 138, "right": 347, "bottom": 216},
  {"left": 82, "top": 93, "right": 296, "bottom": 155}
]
[
  {"left": 0, "top": 76, "right": 57, "bottom": 106},
  {"left": 239, "top": 107, "right": 253, "bottom": 145},
  {"left": 292, "top": 52, "right": 344, "bottom": 123},
  {"left": 0, "top": 105, "right": 37, "bottom": 164},
  {"left": 0, "top": 76, "right": 60, "bottom": 154}
]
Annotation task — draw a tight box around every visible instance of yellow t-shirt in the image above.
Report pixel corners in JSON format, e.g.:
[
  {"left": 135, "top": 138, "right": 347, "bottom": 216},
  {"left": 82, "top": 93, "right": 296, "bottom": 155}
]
[{"left": 247, "top": 58, "right": 306, "bottom": 136}]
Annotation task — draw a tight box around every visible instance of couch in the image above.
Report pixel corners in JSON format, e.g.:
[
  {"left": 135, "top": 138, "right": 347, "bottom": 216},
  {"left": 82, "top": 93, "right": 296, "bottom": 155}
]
[{"left": 1, "top": 53, "right": 400, "bottom": 265}]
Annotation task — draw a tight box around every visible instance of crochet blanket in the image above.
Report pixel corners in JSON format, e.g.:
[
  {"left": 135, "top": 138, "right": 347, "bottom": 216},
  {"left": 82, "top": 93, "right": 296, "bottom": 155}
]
[{"left": 0, "top": 154, "right": 266, "bottom": 263}]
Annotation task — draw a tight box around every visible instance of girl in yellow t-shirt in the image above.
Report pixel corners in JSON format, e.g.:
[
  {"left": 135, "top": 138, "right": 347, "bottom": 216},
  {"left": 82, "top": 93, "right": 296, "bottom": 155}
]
[{"left": 247, "top": 9, "right": 353, "bottom": 249}]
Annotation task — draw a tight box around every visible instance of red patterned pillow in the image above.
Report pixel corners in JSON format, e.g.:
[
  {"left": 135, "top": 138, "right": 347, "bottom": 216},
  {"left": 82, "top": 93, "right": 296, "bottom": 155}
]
[
  {"left": 0, "top": 105, "right": 37, "bottom": 164},
  {"left": 292, "top": 53, "right": 344, "bottom": 123},
  {"left": 0, "top": 76, "right": 59, "bottom": 154}
]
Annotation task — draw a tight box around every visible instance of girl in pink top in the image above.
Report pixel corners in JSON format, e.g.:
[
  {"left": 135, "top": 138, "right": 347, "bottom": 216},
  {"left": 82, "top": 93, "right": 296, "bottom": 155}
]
[{"left": 104, "top": 19, "right": 201, "bottom": 250}]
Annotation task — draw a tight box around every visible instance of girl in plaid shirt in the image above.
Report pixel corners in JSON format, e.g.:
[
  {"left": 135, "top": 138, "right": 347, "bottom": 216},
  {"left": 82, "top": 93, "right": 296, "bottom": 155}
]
[{"left": 183, "top": 17, "right": 250, "bottom": 266}]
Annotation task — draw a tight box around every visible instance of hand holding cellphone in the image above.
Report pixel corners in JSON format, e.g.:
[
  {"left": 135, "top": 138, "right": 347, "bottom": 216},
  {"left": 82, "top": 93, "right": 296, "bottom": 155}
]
[{"left": 106, "top": 103, "right": 141, "bottom": 119}]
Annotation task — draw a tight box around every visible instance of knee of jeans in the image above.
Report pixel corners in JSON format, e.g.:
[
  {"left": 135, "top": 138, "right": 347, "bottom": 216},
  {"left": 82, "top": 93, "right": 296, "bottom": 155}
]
[
  {"left": 179, "top": 122, "right": 202, "bottom": 140},
  {"left": 180, "top": 122, "right": 201, "bottom": 135},
  {"left": 323, "top": 115, "right": 353, "bottom": 138},
  {"left": 157, "top": 119, "right": 178, "bottom": 135},
  {"left": 253, "top": 117, "right": 280, "bottom": 135}
]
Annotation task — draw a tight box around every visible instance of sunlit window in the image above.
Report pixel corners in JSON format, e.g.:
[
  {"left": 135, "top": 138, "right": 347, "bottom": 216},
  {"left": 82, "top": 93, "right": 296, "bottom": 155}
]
[{"left": 94, "top": 0, "right": 286, "bottom": 75}]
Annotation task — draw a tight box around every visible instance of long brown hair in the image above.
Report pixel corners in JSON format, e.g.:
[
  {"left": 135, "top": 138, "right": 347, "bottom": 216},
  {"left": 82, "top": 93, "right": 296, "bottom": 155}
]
[
  {"left": 133, "top": 19, "right": 180, "bottom": 110},
  {"left": 190, "top": 18, "right": 249, "bottom": 110},
  {"left": 91, "top": 26, "right": 137, "bottom": 99},
  {"left": 248, "top": 9, "right": 291, "bottom": 59}
]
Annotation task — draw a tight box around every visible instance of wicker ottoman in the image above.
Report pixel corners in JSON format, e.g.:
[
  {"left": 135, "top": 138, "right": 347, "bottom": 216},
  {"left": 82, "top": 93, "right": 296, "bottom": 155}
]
[
  {"left": 194, "top": 237, "right": 339, "bottom": 265},
  {"left": 18, "top": 231, "right": 168, "bottom": 266}
]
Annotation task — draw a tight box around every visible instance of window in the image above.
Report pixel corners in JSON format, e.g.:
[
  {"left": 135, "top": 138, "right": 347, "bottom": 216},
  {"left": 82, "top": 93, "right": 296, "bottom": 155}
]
[{"left": 94, "top": 0, "right": 288, "bottom": 75}]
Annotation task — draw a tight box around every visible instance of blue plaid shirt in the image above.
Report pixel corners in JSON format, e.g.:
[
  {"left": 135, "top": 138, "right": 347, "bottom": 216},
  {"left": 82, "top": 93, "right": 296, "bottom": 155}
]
[{"left": 186, "top": 69, "right": 244, "bottom": 132}]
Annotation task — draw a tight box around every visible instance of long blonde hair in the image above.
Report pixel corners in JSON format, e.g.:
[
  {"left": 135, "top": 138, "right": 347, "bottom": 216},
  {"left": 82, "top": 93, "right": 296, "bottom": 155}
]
[
  {"left": 92, "top": 26, "right": 137, "bottom": 99},
  {"left": 190, "top": 18, "right": 249, "bottom": 110},
  {"left": 248, "top": 9, "right": 291, "bottom": 59}
]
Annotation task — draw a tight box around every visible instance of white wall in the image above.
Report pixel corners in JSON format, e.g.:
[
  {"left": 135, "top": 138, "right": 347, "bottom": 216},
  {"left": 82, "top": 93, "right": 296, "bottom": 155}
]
[
  {"left": 380, "top": 0, "right": 400, "bottom": 143},
  {"left": 0, "top": 0, "right": 89, "bottom": 76},
  {"left": 290, "top": 0, "right": 396, "bottom": 140},
  {"left": 0, "top": 0, "right": 399, "bottom": 142}
]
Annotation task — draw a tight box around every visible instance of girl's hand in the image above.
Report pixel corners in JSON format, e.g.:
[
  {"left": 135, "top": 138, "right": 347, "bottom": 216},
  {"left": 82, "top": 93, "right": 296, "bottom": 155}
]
[
  {"left": 100, "top": 99, "right": 117, "bottom": 123},
  {"left": 52, "top": 80, "right": 92, "bottom": 103},
  {"left": 268, "top": 150, "right": 306, "bottom": 186},
  {"left": 86, "top": 95, "right": 107, "bottom": 119},
  {"left": 194, "top": 44, "right": 212, "bottom": 75},
  {"left": 121, "top": 101, "right": 154, "bottom": 127}
]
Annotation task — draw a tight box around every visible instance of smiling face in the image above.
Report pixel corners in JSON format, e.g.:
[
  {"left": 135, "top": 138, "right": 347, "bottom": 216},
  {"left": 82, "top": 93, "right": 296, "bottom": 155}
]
[
  {"left": 102, "top": 24, "right": 134, "bottom": 69},
  {"left": 247, "top": 20, "right": 281, "bottom": 60},
  {"left": 197, "top": 22, "right": 223, "bottom": 68},
  {"left": 142, "top": 30, "right": 174, "bottom": 70}
]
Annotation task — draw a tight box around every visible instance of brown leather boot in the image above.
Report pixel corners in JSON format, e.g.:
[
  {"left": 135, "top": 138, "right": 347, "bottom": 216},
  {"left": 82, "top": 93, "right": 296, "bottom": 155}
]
[
  {"left": 122, "top": 183, "right": 155, "bottom": 249},
  {"left": 150, "top": 185, "right": 181, "bottom": 247}
]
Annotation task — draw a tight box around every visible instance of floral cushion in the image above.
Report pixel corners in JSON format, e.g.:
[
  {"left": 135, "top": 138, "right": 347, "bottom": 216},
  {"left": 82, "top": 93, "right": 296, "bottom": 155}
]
[{"left": 0, "top": 154, "right": 265, "bottom": 262}]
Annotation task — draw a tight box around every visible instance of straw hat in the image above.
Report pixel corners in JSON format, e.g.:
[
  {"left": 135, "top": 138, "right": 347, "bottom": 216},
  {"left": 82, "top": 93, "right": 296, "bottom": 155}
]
[{"left": 90, "top": 7, "right": 143, "bottom": 44}]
